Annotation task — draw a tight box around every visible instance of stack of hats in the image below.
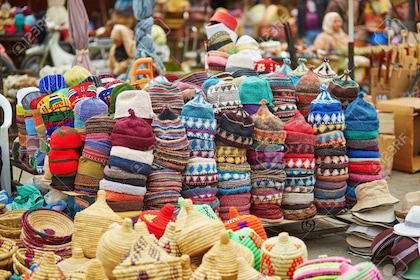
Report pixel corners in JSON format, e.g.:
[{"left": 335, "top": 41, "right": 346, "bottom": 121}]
[
  {"left": 295, "top": 65, "right": 321, "bottom": 119},
  {"left": 28, "top": 94, "right": 48, "bottom": 174},
  {"left": 180, "top": 92, "right": 219, "bottom": 212},
  {"left": 313, "top": 57, "right": 338, "bottom": 86},
  {"left": 238, "top": 76, "right": 274, "bottom": 116},
  {"left": 207, "top": 80, "right": 242, "bottom": 119},
  {"left": 224, "top": 53, "right": 257, "bottom": 78},
  {"left": 144, "top": 80, "right": 184, "bottom": 116},
  {"left": 282, "top": 111, "right": 317, "bottom": 220},
  {"left": 328, "top": 70, "right": 360, "bottom": 110},
  {"left": 145, "top": 108, "right": 190, "bottom": 210},
  {"left": 263, "top": 72, "right": 297, "bottom": 122},
  {"left": 235, "top": 34, "right": 262, "bottom": 62},
  {"left": 99, "top": 109, "right": 155, "bottom": 212},
  {"left": 344, "top": 92, "right": 382, "bottom": 207},
  {"left": 308, "top": 85, "right": 348, "bottom": 215},
  {"left": 73, "top": 97, "right": 108, "bottom": 141},
  {"left": 248, "top": 100, "right": 287, "bottom": 223},
  {"left": 108, "top": 82, "right": 135, "bottom": 117},
  {"left": 67, "top": 81, "right": 97, "bottom": 108},
  {"left": 347, "top": 180, "right": 399, "bottom": 258},
  {"left": 48, "top": 126, "right": 83, "bottom": 190},
  {"left": 206, "top": 29, "right": 236, "bottom": 75},
  {"left": 345, "top": 223, "right": 385, "bottom": 258},
  {"left": 254, "top": 57, "right": 280, "bottom": 74},
  {"left": 289, "top": 58, "right": 308, "bottom": 87},
  {"left": 214, "top": 107, "right": 254, "bottom": 220},
  {"left": 74, "top": 114, "right": 116, "bottom": 194}
]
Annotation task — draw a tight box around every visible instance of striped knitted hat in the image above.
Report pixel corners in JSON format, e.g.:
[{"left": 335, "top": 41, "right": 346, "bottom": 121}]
[
  {"left": 313, "top": 57, "right": 338, "bottom": 85},
  {"left": 328, "top": 70, "right": 359, "bottom": 108},
  {"left": 63, "top": 65, "right": 92, "bottom": 87},
  {"left": 252, "top": 100, "right": 287, "bottom": 145},
  {"left": 207, "top": 81, "right": 242, "bottom": 115},
  {"left": 295, "top": 66, "right": 321, "bottom": 119},
  {"left": 39, "top": 73, "right": 67, "bottom": 94},
  {"left": 37, "top": 93, "right": 74, "bottom": 131},
  {"left": 144, "top": 80, "right": 184, "bottom": 116},
  {"left": 67, "top": 82, "right": 97, "bottom": 108},
  {"left": 216, "top": 107, "right": 254, "bottom": 149}
]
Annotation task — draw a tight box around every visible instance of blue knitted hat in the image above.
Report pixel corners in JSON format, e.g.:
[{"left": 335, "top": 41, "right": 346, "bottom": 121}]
[
  {"left": 345, "top": 92, "right": 379, "bottom": 131},
  {"left": 307, "top": 84, "right": 346, "bottom": 134},
  {"left": 202, "top": 77, "right": 220, "bottom": 95},
  {"left": 74, "top": 97, "right": 108, "bottom": 129},
  {"left": 238, "top": 76, "right": 273, "bottom": 107},
  {"left": 181, "top": 91, "right": 215, "bottom": 120},
  {"left": 39, "top": 74, "right": 67, "bottom": 94}
]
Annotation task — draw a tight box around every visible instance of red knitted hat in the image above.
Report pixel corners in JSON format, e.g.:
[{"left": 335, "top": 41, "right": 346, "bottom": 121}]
[
  {"left": 49, "top": 126, "right": 83, "bottom": 150},
  {"left": 254, "top": 57, "right": 280, "bottom": 73},
  {"left": 111, "top": 109, "right": 156, "bottom": 151},
  {"left": 138, "top": 203, "right": 175, "bottom": 239},
  {"left": 284, "top": 111, "right": 316, "bottom": 145}
]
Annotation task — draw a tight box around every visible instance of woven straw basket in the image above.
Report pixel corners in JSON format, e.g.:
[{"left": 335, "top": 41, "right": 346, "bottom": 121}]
[
  {"left": 204, "top": 229, "right": 254, "bottom": 279},
  {"left": 66, "top": 259, "right": 109, "bottom": 280},
  {"left": 20, "top": 229, "right": 72, "bottom": 259},
  {"left": 224, "top": 206, "right": 268, "bottom": 240},
  {"left": 190, "top": 253, "right": 222, "bottom": 280},
  {"left": 260, "top": 232, "right": 308, "bottom": 279},
  {"left": 0, "top": 210, "right": 26, "bottom": 228},
  {"left": 236, "top": 257, "right": 281, "bottom": 280},
  {"left": 0, "top": 223, "right": 21, "bottom": 240},
  {"left": 0, "top": 237, "right": 18, "bottom": 270},
  {"left": 12, "top": 248, "right": 62, "bottom": 276},
  {"left": 57, "top": 247, "right": 89, "bottom": 277},
  {"left": 72, "top": 190, "right": 123, "bottom": 258},
  {"left": 21, "top": 252, "right": 66, "bottom": 280},
  {"left": 0, "top": 269, "right": 11, "bottom": 279},
  {"left": 174, "top": 199, "right": 225, "bottom": 257},
  {"left": 96, "top": 218, "right": 142, "bottom": 279},
  {"left": 157, "top": 221, "right": 182, "bottom": 257}
]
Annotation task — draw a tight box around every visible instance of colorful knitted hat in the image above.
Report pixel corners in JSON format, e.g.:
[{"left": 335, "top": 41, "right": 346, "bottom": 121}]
[
  {"left": 144, "top": 80, "right": 184, "bottom": 116},
  {"left": 216, "top": 107, "right": 254, "bottom": 149},
  {"left": 182, "top": 157, "right": 218, "bottom": 186},
  {"left": 284, "top": 111, "right": 316, "bottom": 147},
  {"left": 73, "top": 156, "right": 104, "bottom": 194},
  {"left": 109, "top": 83, "right": 136, "bottom": 115},
  {"left": 74, "top": 97, "right": 108, "bottom": 134},
  {"left": 235, "top": 34, "right": 262, "bottom": 62},
  {"left": 345, "top": 92, "right": 379, "bottom": 131},
  {"left": 138, "top": 203, "right": 176, "bottom": 239},
  {"left": 252, "top": 100, "right": 287, "bottom": 145},
  {"left": 67, "top": 82, "right": 97, "bottom": 107},
  {"left": 295, "top": 66, "right": 321, "bottom": 118},
  {"left": 328, "top": 70, "right": 359, "bottom": 107},
  {"left": 290, "top": 58, "right": 309, "bottom": 86},
  {"left": 313, "top": 57, "right": 338, "bottom": 85},
  {"left": 63, "top": 65, "right": 92, "bottom": 87},
  {"left": 239, "top": 76, "right": 273, "bottom": 107},
  {"left": 254, "top": 57, "right": 280, "bottom": 73},
  {"left": 338, "top": 262, "right": 383, "bottom": 280},
  {"left": 277, "top": 58, "right": 293, "bottom": 76},
  {"left": 207, "top": 81, "right": 242, "bottom": 115},
  {"left": 307, "top": 84, "right": 345, "bottom": 134},
  {"left": 37, "top": 93, "right": 74, "bottom": 132},
  {"left": 81, "top": 75, "right": 103, "bottom": 87},
  {"left": 111, "top": 109, "right": 155, "bottom": 151},
  {"left": 207, "top": 30, "right": 236, "bottom": 54},
  {"left": 207, "top": 50, "right": 230, "bottom": 74},
  {"left": 38, "top": 74, "right": 67, "bottom": 94},
  {"left": 113, "top": 90, "right": 155, "bottom": 120}
]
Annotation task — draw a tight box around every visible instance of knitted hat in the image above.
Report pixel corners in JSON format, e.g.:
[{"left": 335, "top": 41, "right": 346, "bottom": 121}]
[
  {"left": 235, "top": 34, "right": 262, "bottom": 62},
  {"left": 182, "top": 157, "right": 218, "bottom": 186},
  {"left": 216, "top": 107, "right": 254, "bottom": 149},
  {"left": 144, "top": 80, "right": 185, "bottom": 116},
  {"left": 73, "top": 156, "right": 104, "bottom": 193},
  {"left": 239, "top": 76, "right": 273, "bottom": 107},
  {"left": 295, "top": 66, "right": 321, "bottom": 118},
  {"left": 307, "top": 84, "right": 345, "bottom": 134},
  {"left": 207, "top": 30, "right": 236, "bottom": 54},
  {"left": 37, "top": 93, "right": 74, "bottom": 132},
  {"left": 345, "top": 92, "right": 379, "bottom": 131},
  {"left": 74, "top": 97, "right": 108, "bottom": 133},
  {"left": 290, "top": 58, "right": 309, "bottom": 86},
  {"left": 17, "top": 86, "right": 41, "bottom": 106},
  {"left": 328, "top": 70, "right": 359, "bottom": 107},
  {"left": 113, "top": 90, "right": 155, "bottom": 120},
  {"left": 38, "top": 74, "right": 67, "bottom": 94},
  {"left": 81, "top": 75, "right": 103, "bottom": 87},
  {"left": 252, "top": 100, "right": 287, "bottom": 145},
  {"left": 254, "top": 57, "right": 280, "bottom": 73},
  {"left": 111, "top": 109, "right": 155, "bottom": 151},
  {"left": 109, "top": 83, "right": 136, "bottom": 115},
  {"left": 207, "top": 50, "right": 230, "bottom": 74},
  {"left": 21, "top": 89, "right": 45, "bottom": 110},
  {"left": 207, "top": 81, "right": 242, "bottom": 115},
  {"left": 138, "top": 203, "right": 176, "bottom": 239},
  {"left": 313, "top": 57, "right": 338, "bottom": 85},
  {"left": 225, "top": 53, "right": 255, "bottom": 73},
  {"left": 63, "top": 65, "right": 92, "bottom": 87},
  {"left": 284, "top": 111, "right": 316, "bottom": 147},
  {"left": 201, "top": 77, "right": 220, "bottom": 95},
  {"left": 67, "top": 82, "right": 97, "bottom": 107}
]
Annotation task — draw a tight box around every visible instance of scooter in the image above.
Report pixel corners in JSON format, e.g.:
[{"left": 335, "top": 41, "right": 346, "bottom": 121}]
[{"left": 20, "top": 25, "right": 113, "bottom": 77}]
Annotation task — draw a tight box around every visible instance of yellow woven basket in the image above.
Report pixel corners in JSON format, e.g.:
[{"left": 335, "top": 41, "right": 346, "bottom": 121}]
[
  {"left": 157, "top": 221, "right": 182, "bottom": 257},
  {"left": 0, "top": 237, "right": 19, "bottom": 270},
  {"left": 67, "top": 259, "right": 109, "bottom": 280},
  {"left": 72, "top": 190, "right": 123, "bottom": 259},
  {"left": 0, "top": 210, "right": 26, "bottom": 228}
]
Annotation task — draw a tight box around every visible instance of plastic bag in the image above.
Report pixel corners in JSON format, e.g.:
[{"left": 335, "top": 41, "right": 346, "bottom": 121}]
[
  {"left": 44, "top": 189, "right": 67, "bottom": 205},
  {"left": 11, "top": 184, "right": 44, "bottom": 210}
]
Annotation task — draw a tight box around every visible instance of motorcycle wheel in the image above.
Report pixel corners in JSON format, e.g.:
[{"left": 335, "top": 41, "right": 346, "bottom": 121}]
[
  {"left": 20, "top": 55, "right": 51, "bottom": 77},
  {"left": 0, "top": 56, "right": 16, "bottom": 77}
]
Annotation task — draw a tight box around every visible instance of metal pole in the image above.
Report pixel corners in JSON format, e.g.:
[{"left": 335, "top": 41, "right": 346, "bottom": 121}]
[{"left": 348, "top": 0, "right": 354, "bottom": 79}]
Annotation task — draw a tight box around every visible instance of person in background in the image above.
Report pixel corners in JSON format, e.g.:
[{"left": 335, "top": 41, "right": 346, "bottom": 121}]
[
  {"left": 311, "top": 11, "right": 348, "bottom": 55},
  {"left": 297, "top": 0, "right": 328, "bottom": 47},
  {"left": 108, "top": 24, "right": 136, "bottom": 77}
]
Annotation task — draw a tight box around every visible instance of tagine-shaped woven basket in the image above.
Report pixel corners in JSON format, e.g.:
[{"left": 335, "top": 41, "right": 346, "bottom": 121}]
[
  {"left": 72, "top": 190, "right": 123, "bottom": 258},
  {"left": 96, "top": 218, "right": 142, "bottom": 279},
  {"left": 112, "top": 233, "right": 183, "bottom": 279},
  {"left": 190, "top": 253, "right": 222, "bottom": 280},
  {"left": 174, "top": 199, "right": 224, "bottom": 258},
  {"left": 177, "top": 197, "right": 219, "bottom": 221},
  {"left": 67, "top": 259, "right": 109, "bottom": 280},
  {"left": 57, "top": 247, "right": 89, "bottom": 277},
  {"left": 12, "top": 248, "right": 62, "bottom": 276},
  {"left": 236, "top": 257, "right": 281, "bottom": 280},
  {"left": 260, "top": 232, "right": 308, "bottom": 279},
  {"left": 181, "top": 255, "right": 193, "bottom": 280},
  {"left": 228, "top": 227, "right": 263, "bottom": 271},
  {"left": 204, "top": 229, "right": 254, "bottom": 280},
  {"left": 22, "top": 252, "right": 66, "bottom": 280},
  {"left": 157, "top": 221, "right": 182, "bottom": 257},
  {"left": 224, "top": 206, "right": 268, "bottom": 240}
]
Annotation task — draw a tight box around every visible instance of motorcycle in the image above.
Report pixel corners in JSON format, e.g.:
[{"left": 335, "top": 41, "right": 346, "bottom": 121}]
[{"left": 20, "top": 25, "right": 113, "bottom": 77}]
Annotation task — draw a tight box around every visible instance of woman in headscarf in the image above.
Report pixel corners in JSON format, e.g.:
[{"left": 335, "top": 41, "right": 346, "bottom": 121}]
[
  {"left": 108, "top": 24, "right": 136, "bottom": 77},
  {"left": 311, "top": 11, "right": 348, "bottom": 55}
]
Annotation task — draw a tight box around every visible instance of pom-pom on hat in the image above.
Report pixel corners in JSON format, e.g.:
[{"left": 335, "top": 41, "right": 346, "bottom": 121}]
[
  {"left": 111, "top": 109, "right": 155, "bottom": 151},
  {"left": 63, "top": 65, "right": 92, "bottom": 87},
  {"left": 113, "top": 90, "right": 155, "bottom": 120},
  {"left": 307, "top": 84, "right": 345, "bottom": 134},
  {"left": 216, "top": 107, "right": 254, "bottom": 149},
  {"left": 239, "top": 76, "right": 273, "bottom": 107},
  {"left": 38, "top": 73, "right": 67, "bottom": 94},
  {"left": 328, "top": 69, "right": 360, "bottom": 108},
  {"left": 345, "top": 92, "right": 379, "bottom": 131}
]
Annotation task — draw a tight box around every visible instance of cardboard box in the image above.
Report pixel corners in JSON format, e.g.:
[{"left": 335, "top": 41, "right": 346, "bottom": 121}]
[
  {"left": 378, "top": 134, "right": 395, "bottom": 179},
  {"left": 377, "top": 111, "right": 395, "bottom": 134},
  {"left": 370, "top": 68, "right": 412, "bottom": 105},
  {"left": 376, "top": 98, "right": 420, "bottom": 173}
]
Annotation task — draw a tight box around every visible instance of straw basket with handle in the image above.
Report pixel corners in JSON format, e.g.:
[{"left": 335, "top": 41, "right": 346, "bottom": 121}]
[
  {"left": 96, "top": 218, "right": 142, "bottom": 279},
  {"left": 72, "top": 190, "right": 123, "bottom": 258},
  {"left": 260, "top": 232, "right": 308, "bottom": 279}
]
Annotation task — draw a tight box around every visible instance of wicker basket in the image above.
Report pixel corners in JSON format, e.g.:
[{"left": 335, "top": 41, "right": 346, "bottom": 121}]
[
  {"left": 22, "top": 209, "right": 73, "bottom": 245},
  {"left": 190, "top": 253, "right": 222, "bottom": 280},
  {"left": 0, "top": 223, "right": 21, "bottom": 239},
  {"left": 174, "top": 199, "right": 224, "bottom": 257},
  {"left": 21, "top": 252, "right": 66, "bottom": 280},
  {"left": 67, "top": 259, "right": 109, "bottom": 280},
  {"left": 237, "top": 257, "right": 281, "bottom": 280},
  {"left": 0, "top": 237, "right": 19, "bottom": 270},
  {"left": 157, "top": 221, "right": 181, "bottom": 257},
  {"left": 96, "top": 218, "right": 142, "bottom": 279},
  {"left": 224, "top": 206, "right": 267, "bottom": 240},
  {"left": 72, "top": 190, "right": 123, "bottom": 258},
  {"left": 57, "top": 248, "right": 89, "bottom": 277},
  {"left": 260, "top": 232, "right": 308, "bottom": 279},
  {"left": 0, "top": 269, "right": 11, "bottom": 279},
  {"left": 20, "top": 230, "right": 72, "bottom": 259},
  {"left": 0, "top": 210, "right": 26, "bottom": 228}
]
